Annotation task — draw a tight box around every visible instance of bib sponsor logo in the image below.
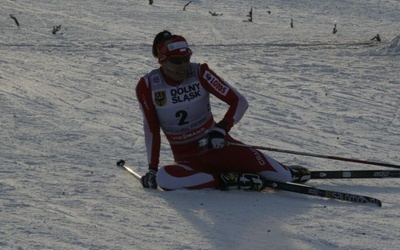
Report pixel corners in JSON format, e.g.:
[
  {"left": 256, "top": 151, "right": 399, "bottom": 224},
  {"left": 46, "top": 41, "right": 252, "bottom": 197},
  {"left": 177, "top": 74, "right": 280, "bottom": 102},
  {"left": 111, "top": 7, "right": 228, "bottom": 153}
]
[
  {"left": 154, "top": 91, "right": 167, "bottom": 106},
  {"left": 169, "top": 127, "right": 206, "bottom": 141},
  {"left": 203, "top": 71, "right": 229, "bottom": 96},
  {"left": 170, "top": 83, "right": 201, "bottom": 103}
]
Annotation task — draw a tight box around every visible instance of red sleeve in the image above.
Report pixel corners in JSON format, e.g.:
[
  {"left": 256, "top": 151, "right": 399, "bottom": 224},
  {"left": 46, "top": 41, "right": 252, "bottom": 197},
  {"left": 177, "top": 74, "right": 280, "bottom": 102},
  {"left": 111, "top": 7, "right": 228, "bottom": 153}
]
[
  {"left": 198, "top": 63, "right": 249, "bottom": 132},
  {"left": 136, "top": 76, "right": 161, "bottom": 170}
]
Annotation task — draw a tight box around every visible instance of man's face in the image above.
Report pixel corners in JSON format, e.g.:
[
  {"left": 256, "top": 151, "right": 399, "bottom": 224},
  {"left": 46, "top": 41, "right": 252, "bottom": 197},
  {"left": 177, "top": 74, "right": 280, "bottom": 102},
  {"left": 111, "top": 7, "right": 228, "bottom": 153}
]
[{"left": 162, "top": 54, "right": 191, "bottom": 82}]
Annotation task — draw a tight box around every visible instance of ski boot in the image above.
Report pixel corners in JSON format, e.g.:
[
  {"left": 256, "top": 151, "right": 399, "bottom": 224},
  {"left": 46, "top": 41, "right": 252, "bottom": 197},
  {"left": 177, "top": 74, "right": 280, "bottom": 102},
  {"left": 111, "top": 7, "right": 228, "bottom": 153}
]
[{"left": 219, "top": 172, "right": 265, "bottom": 191}]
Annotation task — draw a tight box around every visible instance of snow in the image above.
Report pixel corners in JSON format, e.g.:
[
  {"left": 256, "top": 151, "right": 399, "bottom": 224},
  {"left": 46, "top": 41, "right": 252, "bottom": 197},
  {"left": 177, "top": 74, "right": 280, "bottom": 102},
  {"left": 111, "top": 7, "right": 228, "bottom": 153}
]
[{"left": 1, "top": 0, "right": 399, "bottom": 249}]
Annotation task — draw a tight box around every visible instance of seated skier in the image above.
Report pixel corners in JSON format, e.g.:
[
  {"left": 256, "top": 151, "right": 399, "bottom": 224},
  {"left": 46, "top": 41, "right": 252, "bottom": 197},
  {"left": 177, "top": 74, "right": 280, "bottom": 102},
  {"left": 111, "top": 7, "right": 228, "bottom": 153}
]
[{"left": 136, "top": 30, "right": 311, "bottom": 190}]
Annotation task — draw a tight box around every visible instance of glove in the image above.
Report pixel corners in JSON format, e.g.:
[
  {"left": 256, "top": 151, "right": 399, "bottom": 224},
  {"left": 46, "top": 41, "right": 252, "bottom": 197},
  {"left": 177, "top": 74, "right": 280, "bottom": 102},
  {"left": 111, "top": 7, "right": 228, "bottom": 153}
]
[
  {"left": 141, "top": 169, "right": 157, "bottom": 189},
  {"left": 198, "top": 127, "right": 226, "bottom": 149}
]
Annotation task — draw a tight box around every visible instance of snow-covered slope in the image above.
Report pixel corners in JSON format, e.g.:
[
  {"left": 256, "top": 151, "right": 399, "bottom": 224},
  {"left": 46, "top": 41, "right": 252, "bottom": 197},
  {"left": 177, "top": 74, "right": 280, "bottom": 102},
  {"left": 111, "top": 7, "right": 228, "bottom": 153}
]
[{"left": 1, "top": 0, "right": 399, "bottom": 249}]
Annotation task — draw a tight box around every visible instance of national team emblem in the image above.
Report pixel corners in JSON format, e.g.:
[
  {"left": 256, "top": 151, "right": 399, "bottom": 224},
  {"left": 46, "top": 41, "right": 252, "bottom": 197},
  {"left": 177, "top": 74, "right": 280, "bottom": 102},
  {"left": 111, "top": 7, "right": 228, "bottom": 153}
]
[{"left": 154, "top": 91, "right": 167, "bottom": 106}]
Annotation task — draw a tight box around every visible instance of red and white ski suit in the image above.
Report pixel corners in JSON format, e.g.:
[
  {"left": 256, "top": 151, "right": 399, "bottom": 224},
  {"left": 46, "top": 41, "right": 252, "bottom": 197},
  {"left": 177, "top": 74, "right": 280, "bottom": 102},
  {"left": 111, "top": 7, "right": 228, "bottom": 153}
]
[{"left": 136, "top": 63, "right": 292, "bottom": 190}]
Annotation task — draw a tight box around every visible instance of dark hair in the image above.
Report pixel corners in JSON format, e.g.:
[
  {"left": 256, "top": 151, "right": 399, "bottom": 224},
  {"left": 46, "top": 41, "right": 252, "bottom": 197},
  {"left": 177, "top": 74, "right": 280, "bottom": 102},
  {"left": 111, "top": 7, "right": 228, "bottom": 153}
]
[{"left": 152, "top": 30, "right": 179, "bottom": 58}]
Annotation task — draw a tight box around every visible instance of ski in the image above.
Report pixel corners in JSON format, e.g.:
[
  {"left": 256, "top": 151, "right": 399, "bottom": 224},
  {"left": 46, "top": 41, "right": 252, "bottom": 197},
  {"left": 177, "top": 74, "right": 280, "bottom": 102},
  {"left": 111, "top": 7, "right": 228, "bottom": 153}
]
[
  {"left": 116, "top": 160, "right": 382, "bottom": 207},
  {"left": 310, "top": 170, "right": 400, "bottom": 179},
  {"left": 262, "top": 180, "right": 382, "bottom": 207}
]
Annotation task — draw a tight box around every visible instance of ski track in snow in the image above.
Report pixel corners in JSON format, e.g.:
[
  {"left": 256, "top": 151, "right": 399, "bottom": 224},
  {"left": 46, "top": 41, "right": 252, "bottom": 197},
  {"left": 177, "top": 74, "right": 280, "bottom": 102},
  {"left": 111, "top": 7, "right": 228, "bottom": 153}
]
[{"left": 1, "top": 0, "right": 400, "bottom": 249}]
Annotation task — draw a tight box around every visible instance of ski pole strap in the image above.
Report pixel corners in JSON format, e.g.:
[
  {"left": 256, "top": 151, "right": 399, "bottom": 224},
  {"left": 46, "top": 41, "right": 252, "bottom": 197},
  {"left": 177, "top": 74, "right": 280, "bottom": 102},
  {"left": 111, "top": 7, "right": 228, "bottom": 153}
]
[{"left": 228, "top": 142, "right": 400, "bottom": 169}]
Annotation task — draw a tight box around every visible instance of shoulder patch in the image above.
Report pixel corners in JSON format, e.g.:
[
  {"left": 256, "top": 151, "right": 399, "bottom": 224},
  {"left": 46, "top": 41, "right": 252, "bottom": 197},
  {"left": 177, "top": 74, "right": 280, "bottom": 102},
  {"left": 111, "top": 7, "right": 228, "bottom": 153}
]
[{"left": 203, "top": 70, "right": 229, "bottom": 96}]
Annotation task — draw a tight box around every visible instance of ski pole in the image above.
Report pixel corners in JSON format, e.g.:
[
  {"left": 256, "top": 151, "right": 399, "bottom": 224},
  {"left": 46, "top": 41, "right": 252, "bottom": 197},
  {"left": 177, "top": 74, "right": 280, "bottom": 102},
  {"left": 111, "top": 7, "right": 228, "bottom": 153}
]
[
  {"left": 117, "top": 160, "right": 141, "bottom": 180},
  {"left": 228, "top": 142, "right": 400, "bottom": 169}
]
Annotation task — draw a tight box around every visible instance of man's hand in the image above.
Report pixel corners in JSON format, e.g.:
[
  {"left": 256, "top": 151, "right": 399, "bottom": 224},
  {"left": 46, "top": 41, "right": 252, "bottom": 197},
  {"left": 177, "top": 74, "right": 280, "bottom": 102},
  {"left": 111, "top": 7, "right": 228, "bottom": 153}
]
[
  {"left": 141, "top": 169, "right": 157, "bottom": 189},
  {"left": 198, "top": 127, "right": 226, "bottom": 149}
]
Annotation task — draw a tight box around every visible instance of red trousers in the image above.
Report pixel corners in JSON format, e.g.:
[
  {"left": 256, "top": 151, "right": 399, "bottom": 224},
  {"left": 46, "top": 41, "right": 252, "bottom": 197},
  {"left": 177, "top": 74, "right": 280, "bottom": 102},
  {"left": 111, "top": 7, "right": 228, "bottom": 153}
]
[{"left": 157, "top": 137, "right": 292, "bottom": 190}]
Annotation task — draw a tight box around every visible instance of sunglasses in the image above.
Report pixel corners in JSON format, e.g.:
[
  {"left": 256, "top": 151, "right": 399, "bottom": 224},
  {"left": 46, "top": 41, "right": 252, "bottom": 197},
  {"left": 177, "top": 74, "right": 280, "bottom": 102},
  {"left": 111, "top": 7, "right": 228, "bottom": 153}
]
[{"left": 168, "top": 54, "right": 191, "bottom": 65}]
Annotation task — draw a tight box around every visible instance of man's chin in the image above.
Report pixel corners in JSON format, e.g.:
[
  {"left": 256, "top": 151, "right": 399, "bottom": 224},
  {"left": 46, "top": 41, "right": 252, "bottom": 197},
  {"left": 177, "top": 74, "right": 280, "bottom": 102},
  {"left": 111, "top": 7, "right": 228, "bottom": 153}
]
[{"left": 167, "top": 70, "right": 187, "bottom": 81}]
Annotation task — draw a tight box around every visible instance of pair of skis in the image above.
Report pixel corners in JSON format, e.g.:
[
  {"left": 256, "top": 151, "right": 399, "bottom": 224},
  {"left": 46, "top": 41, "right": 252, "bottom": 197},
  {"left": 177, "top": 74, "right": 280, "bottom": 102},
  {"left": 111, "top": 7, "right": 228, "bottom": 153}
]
[
  {"left": 265, "top": 169, "right": 400, "bottom": 207},
  {"left": 117, "top": 160, "right": 400, "bottom": 207}
]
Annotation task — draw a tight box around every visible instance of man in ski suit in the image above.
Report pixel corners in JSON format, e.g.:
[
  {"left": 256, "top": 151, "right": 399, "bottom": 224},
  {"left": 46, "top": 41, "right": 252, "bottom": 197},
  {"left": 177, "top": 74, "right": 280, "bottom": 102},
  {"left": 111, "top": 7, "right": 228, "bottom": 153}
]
[{"left": 136, "top": 30, "right": 310, "bottom": 190}]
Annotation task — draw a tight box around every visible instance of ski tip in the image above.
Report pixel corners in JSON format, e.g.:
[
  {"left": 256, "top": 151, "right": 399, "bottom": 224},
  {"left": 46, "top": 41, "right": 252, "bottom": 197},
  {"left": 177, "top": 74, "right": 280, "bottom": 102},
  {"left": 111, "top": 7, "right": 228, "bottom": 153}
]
[
  {"left": 366, "top": 198, "right": 382, "bottom": 207},
  {"left": 116, "top": 159, "right": 125, "bottom": 167}
]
